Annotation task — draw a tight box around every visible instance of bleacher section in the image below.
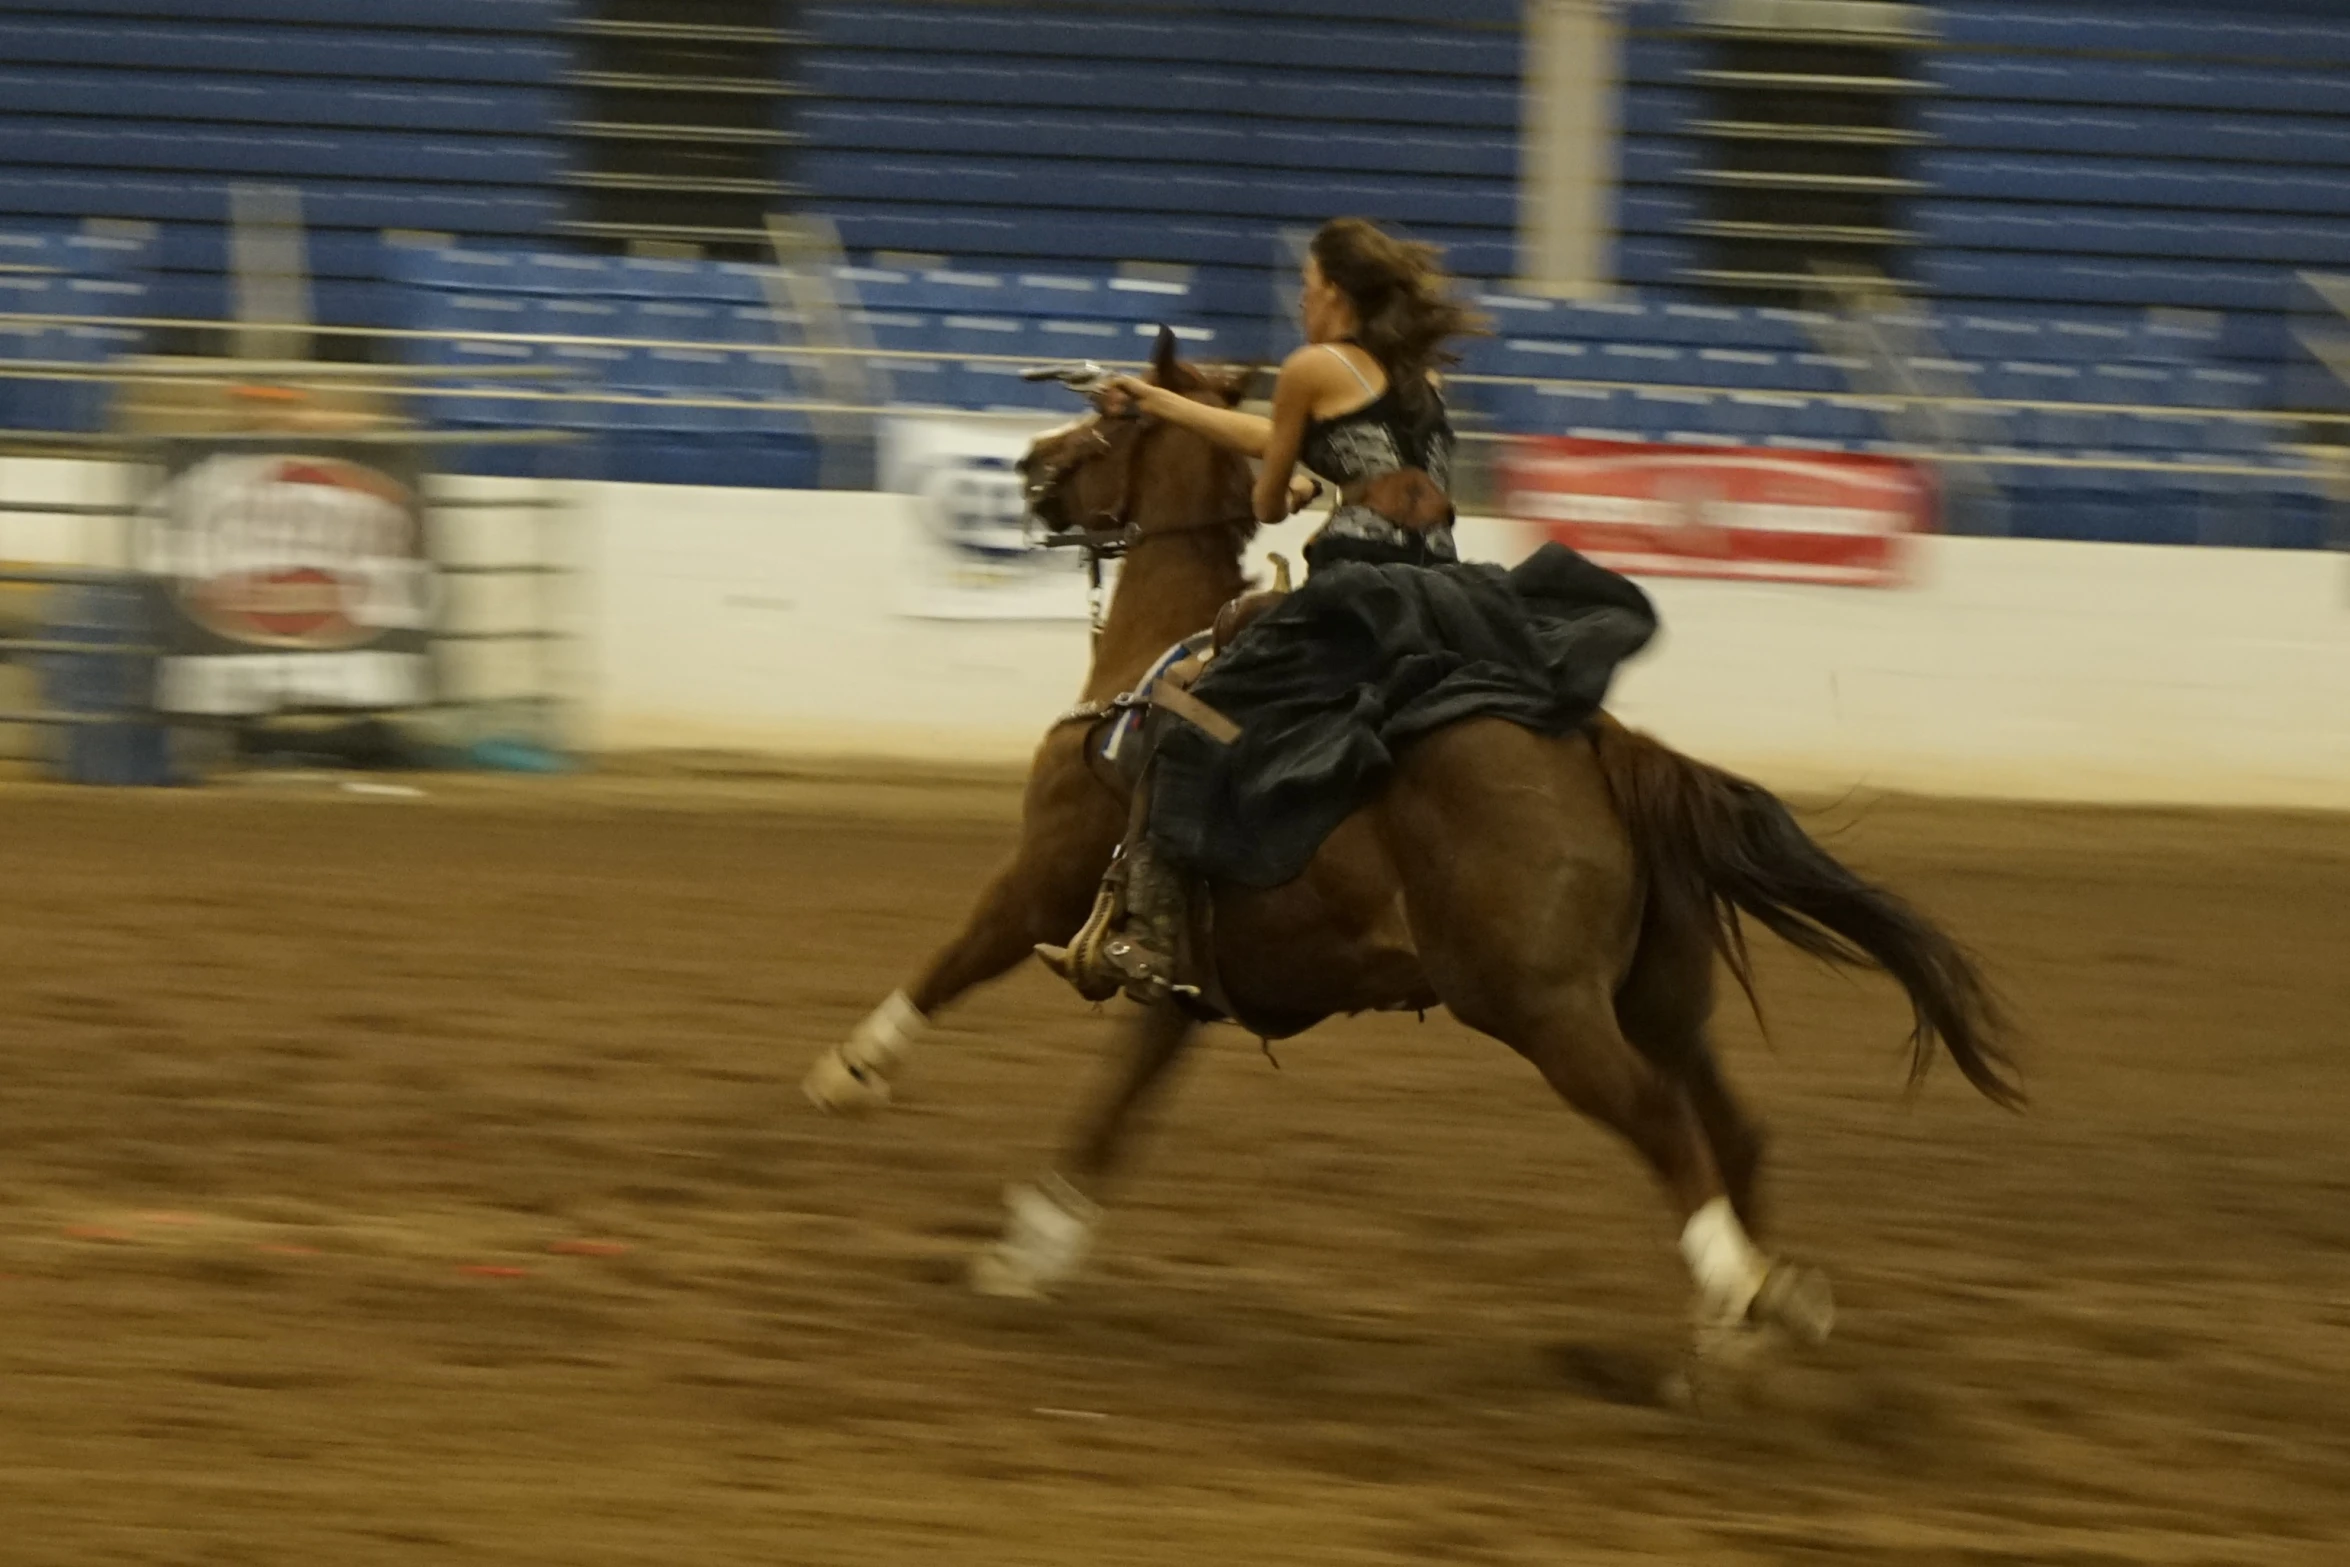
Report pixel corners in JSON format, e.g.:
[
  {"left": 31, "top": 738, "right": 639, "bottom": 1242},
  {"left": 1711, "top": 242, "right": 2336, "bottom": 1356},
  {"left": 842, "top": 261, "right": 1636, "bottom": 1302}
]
[
  {"left": 358, "top": 235, "right": 2321, "bottom": 542},
  {"left": 0, "top": 225, "right": 156, "bottom": 435},
  {"left": 0, "top": 1, "right": 577, "bottom": 330},
  {"left": 799, "top": 0, "right": 1527, "bottom": 357},
  {"left": 1918, "top": 2, "right": 2350, "bottom": 391},
  {"left": 382, "top": 243, "right": 1216, "bottom": 485}
]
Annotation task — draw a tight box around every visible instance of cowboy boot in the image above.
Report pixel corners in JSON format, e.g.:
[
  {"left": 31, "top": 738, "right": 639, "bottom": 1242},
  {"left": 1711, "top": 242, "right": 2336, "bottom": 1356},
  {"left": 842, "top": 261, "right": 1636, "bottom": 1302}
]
[
  {"left": 1097, "top": 836, "right": 1188, "bottom": 1004},
  {"left": 1036, "top": 857, "right": 1129, "bottom": 1004},
  {"left": 1039, "top": 760, "right": 1158, "bottom": 1001}
]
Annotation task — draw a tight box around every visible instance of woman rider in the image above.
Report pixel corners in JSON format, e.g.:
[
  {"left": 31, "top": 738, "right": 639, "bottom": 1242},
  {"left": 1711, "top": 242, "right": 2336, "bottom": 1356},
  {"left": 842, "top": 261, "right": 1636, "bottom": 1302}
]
[
  {"left": 1098, "top": 215, "right": 1483, "bottom": 572},
  {"left": 1041, "top": 217, "right": 1488, "bottom": 1005}
]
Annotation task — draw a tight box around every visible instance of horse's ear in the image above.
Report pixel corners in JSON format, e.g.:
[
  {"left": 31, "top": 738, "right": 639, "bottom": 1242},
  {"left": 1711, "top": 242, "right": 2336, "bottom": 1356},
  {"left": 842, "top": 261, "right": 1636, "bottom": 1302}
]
[{"left": 1149, "top": 324, "right": 1193, "bottom": 390}]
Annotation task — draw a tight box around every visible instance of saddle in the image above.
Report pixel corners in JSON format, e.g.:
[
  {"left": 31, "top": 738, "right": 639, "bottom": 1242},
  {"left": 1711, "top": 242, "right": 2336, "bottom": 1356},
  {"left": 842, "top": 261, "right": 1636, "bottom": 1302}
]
[{"left": 1047, "top": 556, "right": 1296, "bottom": 1015}]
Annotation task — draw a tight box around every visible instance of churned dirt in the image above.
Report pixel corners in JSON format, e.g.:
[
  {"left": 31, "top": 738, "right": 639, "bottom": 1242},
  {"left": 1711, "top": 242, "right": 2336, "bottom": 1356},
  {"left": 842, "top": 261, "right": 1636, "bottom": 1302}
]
[{"left": 2, "top": 770, "right": 2347, "bottom": 1565}]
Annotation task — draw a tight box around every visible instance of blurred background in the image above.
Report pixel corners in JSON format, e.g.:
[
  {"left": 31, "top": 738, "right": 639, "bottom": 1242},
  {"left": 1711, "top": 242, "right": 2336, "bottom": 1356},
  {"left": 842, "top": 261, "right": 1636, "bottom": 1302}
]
[
  {"left": 0, "top": 0, "right": 2346, "bottom": 788},
  {"left": 5, "top": 8, "right": 2350, "bottom": 1561}
]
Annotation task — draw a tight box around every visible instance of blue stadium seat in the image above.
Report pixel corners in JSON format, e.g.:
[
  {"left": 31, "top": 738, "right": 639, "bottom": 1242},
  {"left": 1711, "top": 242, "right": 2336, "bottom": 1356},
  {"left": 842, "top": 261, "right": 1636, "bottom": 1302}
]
[
  {"left": 1106, "top": 275, "right": 1196, "bottom": 323},
  {"left": 1695, "top": 349, "right": 1783, "bottom": 390},
  {"left": 2090, "top": 362, "right": 2185, "bottom": 407},
  {"left": 0, "top": 69, "right": 560, "bottom": 134},
  {"left": 597, "top": 256, "right": 691, "bottom": 299},
  {"left": 61, "top": 0, "right": 571, "bottom": 29},
  {"left": 389, "top": 245, "right": 523, "bottom": 293},
  {"left": 1473, "top": 292, "right": 1557, "bottom": 339},
  {"left": 1808, "top": 399, "right": 1875, "bottom": 442},
  {"left": 869, "top": 352, "right": 950, "bottom": 406},
  {"left": 830, "top": 266, "right": 921, "bottom": 311},
  {"left": 540, "top": 296, "right": 623, "bottom": 342},
  {"left": 1744, "top": 308, "right": 1828, "bottom": 353},
  {"left": 58, "top": 277, "right": 145, "bottom": 318},
  {"left": 852, "top": 310, "right": 938, "bottom": 354},
  {"left": 1553, "top": 300, "right": 1654, "bottom": 343},
  {"left": 1630, "top": 387, "right": 1715, "bottom": 440},
  {"left": 721, "top": 306, "right": 796, "bottom": 347},
  {"left": 2201, "top": 414, "right": 2272, "bottom": 456},
  {"left": 1786, "top": 353, "right": 1863, "bottom": 394},
  {"left": 412, "top": 291, "right": 532, "bottom": 355},
  {"left": 1522, "top": 383, "right": 1633, "bottom": 437},
  {"left": 1656, "top": 303, "right": 1743, "bottom": 347},
  {"left": 1927, "top": 56, "right": 2350, "bottom": 118},
  {"left": 0, "top": 228, "right": 63, "bottom": 276},
  {"left": 956, "top": 357, "right": 1060, "bottom": 410},
  {"left": 702, "top": 263, "right": 772, "bottom": 305},
  {"left": 1494, "top": 339, "right": 1593, "bottom": 381},
  {"left": 1014, "top": 271, "right": 1107, "bottom": 318},
  {"left": 2047, "top": 319, "right": 2135, "bottom": 361},
  {"left": 1252, "top": 126, "right": 1517, "bottom": 178},
  {"left": 1034, "top": 316, "right": 1124, "bottom": 363},
  {"left": 0, "top": 122, "right": 565, "bottom": 186},
  {"left": 543, "top": 342, "right": 631, "bottom": 431},
  {"left": 1709, "top": 392, "right": 1794, "bottom": 442},
  {"left": 1989, "top": 360, "right": 2089, "bottom": 405},
  {"left": 633, "top": 300, "right": 723, "bottom": 345},
  {"left": 1934, "top": 8, "right": 2350, "bottom": 68},
  {"left": 2184, "top": 367, "right": 2266, "bottom": 409},
  {"left": 637, "top": 346, "right": 733, "bottom": 397},
  {"left": 1598, "top": 343, "right": 1685, "bottom": 383},
  {"left": 1946, "top": 315, "right": 2046, "bottom": 362},
  {"left": 939, "top": 313, "right": 1029, "bottom": 360},
  {"left": 919, "top": 269, "right": 1014, "bottom": 314},
  {"left": 2135, "top": 314, "right": 2225, "bottom": 363},
  {"left": 510, "top": 252, "right": 611, "bottom": 295},
  {"left": 0, "top": 21, "right": 569, "bottom": 84},
  {"left": 2107, "top": 411, "right": 2202, "bottom": 451}
]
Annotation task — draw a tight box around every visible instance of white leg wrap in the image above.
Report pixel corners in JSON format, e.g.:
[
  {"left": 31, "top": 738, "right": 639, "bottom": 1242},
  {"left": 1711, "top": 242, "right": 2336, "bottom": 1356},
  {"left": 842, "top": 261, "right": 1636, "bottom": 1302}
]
[
  {"left": 1680, "top": 1197, "right": 1768, "bottom": 1323},
  {"left": 844, "top": 990, "right": 926, "bottom": 1076},
  {"left": 803, "top": 990, "right": 927, "bottom": 1115},
  {"left": 969, "top": 1173, "right": 1101, "bottom": 1299}
]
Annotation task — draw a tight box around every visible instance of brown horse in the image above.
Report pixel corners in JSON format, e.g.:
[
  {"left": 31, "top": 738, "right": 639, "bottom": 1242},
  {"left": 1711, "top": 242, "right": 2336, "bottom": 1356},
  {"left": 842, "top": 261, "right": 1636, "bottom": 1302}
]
[{"left": 804, "top": 330, "right": 2018, "bottom": 1359}]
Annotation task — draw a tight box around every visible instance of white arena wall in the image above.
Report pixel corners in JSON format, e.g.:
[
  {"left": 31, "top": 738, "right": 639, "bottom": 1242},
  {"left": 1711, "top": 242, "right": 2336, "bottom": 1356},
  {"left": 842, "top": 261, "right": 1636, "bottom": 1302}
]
[
  {"left": 6, "top": 454, "right": 2349, "bottom": 810},
  {"left": 580, "top": 480, "right": 2350, "bottom": 812}
]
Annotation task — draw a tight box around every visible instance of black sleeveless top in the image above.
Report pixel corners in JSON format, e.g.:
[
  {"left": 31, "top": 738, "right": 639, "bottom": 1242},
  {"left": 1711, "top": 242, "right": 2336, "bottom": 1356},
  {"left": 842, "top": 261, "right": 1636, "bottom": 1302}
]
[{"left": 1297, "top": 345, "right": 1458, "bottom": 571}]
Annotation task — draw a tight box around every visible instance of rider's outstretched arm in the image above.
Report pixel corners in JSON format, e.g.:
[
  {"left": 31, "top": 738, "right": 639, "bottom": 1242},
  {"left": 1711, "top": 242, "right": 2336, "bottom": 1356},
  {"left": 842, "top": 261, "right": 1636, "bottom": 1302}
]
[{"left": 1109, "top": 379, "right": 1274, "bottom": 457}]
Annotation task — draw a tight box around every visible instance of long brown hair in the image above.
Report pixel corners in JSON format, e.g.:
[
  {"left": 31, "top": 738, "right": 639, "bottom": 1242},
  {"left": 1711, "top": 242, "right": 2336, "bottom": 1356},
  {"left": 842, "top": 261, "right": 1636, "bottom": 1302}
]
[{"left": 1309, "top": 217, "right": 1488, "bottom": 416}]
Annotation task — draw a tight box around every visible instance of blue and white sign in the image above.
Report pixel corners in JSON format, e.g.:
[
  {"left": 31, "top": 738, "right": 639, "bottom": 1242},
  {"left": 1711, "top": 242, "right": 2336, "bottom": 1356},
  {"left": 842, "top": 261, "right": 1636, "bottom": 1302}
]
[{"left": 882, "top": 410, "right": 1114, "bottom": 621}]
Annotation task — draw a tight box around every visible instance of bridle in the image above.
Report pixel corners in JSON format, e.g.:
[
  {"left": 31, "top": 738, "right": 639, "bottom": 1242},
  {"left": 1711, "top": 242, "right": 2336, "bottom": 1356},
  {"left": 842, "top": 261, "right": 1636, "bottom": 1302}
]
[{"left": 1020, "top": 363, "right": 1255, "bottom": 637}]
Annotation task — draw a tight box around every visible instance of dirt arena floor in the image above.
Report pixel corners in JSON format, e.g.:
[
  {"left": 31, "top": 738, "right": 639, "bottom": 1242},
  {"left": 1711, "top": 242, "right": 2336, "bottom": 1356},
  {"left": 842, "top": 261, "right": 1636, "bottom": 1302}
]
[{"left": 3, "top": 767, "right": 2347, "bottom": 1565}]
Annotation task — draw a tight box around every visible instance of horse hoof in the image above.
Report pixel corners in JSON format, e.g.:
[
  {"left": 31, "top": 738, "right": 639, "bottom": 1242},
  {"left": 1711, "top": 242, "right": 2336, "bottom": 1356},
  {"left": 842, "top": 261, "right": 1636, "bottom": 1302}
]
[
  {"left": 1752, "top": 1263, "right": 1836, "bottom": 1347},
  {"left": 802, "top": 1048, "right": 892, "bottom": 1116},
  {"left": 968, "top": 1248, "right": 1052, "bottom": 1300}
]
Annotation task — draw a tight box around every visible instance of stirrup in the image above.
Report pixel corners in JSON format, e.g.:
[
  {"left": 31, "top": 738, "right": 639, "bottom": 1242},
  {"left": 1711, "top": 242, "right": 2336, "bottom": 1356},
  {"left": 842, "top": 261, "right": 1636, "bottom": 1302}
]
[{"left": 1036, "top": 882, "right": 1123, "bottom": 1003}]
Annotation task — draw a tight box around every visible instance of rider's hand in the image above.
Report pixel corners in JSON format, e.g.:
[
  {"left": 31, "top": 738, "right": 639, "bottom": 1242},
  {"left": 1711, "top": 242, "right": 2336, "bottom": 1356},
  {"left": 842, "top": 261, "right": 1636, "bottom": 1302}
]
[
  {"left": 1096, "top": 375, "right": 1157, "bottom": 417},
  {"left": 1286, "top": 475, "right": 1324, "bottom": 515}
]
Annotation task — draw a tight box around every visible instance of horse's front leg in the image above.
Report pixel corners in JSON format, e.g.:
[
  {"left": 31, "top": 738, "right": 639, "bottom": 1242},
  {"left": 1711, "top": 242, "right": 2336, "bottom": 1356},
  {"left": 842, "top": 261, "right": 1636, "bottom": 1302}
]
[
  {"left": 971, "top": 999, "right": 1199, "bottom": 1298},
  {"left": 804, "top": 743, "right": 1119, "bottom": 1114}
]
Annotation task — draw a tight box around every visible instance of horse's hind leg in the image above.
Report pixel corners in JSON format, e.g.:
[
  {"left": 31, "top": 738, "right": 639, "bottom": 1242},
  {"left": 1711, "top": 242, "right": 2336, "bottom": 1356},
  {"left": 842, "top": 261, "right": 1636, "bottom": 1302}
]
[
  {"left": 1469, "top": 980, "right": 1831, "bottom": 1355},
  {"left": 971, "top": 1001, "right": 1199, "bottom": 1299},
  {"left": 1382, "top": 726, "right": 1827, "bottom": 1351},
  {"left": 1613, "top": 909, "right": 1770, "bottom": 1238}
]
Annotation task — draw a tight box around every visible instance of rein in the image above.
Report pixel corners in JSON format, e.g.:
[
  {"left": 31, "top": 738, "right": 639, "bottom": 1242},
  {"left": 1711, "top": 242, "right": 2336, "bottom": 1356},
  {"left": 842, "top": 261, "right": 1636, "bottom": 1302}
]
[
  {"left": 1025, "top": 409, "right": 1254, "bottom": 637},
  {"left": 1036, "top": 513, "right": 1258, "bottom": 640}
]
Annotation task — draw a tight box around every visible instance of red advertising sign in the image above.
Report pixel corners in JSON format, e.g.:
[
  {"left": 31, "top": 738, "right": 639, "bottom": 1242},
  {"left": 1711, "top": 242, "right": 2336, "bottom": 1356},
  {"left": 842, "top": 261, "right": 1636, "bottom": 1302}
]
[{"left": 1499, "top": 437, "right": 1935, "bottom": 587}]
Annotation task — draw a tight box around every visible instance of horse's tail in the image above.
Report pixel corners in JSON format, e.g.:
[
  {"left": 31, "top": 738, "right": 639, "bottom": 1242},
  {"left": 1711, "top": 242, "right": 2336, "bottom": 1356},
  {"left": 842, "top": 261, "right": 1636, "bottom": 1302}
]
[{"left": 1587, "top": 716, "right": 2022, "bottom": 1108}]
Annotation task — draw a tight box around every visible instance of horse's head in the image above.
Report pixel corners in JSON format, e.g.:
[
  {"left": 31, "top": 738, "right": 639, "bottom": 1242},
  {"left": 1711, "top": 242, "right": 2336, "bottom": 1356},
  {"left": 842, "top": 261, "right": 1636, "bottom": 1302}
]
[{"left": 1019, "top": 326, "right": 1255, "bottom": 547}]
